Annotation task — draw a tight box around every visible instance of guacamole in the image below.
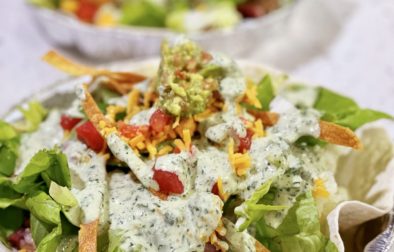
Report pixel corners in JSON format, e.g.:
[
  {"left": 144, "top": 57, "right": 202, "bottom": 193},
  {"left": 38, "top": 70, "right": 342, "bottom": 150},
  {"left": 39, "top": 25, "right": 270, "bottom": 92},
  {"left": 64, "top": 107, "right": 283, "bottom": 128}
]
[{"left": 156, "top": 38, "right": 221, "bottom": 116}]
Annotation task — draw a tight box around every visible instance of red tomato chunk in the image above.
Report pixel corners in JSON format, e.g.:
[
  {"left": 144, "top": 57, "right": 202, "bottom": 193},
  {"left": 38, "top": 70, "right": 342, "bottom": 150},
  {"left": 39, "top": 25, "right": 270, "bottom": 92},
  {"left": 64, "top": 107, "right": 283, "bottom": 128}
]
[
  {"left": 153, "top": 169, "right": 184, "bottom": 194},
  {"left": 76, "top": 121, "right": 105, "bottom": 152},
  {"left": 60, "top": 115, "right": 82, "bottom": 131},
  {"left": 149, "top": 109, "right": 173, "bottom": 133},
  {"left": 237, "top": 129, "right": 254, "bottom": 153}
]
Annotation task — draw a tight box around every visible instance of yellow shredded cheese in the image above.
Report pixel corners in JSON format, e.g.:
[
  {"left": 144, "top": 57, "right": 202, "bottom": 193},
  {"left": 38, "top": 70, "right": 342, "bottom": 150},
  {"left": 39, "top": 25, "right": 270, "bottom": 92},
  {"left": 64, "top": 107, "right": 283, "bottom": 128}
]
[
  {"left": 146, "top": 143, "right": 157, "bottom": 159},
  {"left": 106, "top": 105, "right": 126, "bottom": 121},
  {"left": 245, "top": 81, "right": 262, "bottom": 108},
  {"left": 253, "top": 119, "right": 265, "bottom": 137},
  {"left": 312, "top": 178, "right": 330, "bottom": 198},
  {"left": 217, "top": 177, "right": 229, "bottom": 201},
  {"left": 228, "top": 138, "right": 252, "bottom": 176},
  {"left": 128, "top": 134, "right": 145, "bottom": 147},
  {"left": 158, "top": 145, "right": 173, "bottom": 156},
  {"left": 174, "top": 139, "right": 186, "bottom": 151},
  {"left": 182, "top": 129, "right": 191, "bottom": 150}
]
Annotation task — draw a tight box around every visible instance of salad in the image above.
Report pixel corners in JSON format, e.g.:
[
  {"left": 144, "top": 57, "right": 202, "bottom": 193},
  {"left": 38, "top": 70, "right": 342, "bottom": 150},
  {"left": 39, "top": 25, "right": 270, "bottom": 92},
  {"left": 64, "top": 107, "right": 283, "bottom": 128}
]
[
  {"left": 29, "top": 0, "right": 289, "bottom": 32},
  {"left": 1, "top": 38, "right": 393, "bottom": 252}
]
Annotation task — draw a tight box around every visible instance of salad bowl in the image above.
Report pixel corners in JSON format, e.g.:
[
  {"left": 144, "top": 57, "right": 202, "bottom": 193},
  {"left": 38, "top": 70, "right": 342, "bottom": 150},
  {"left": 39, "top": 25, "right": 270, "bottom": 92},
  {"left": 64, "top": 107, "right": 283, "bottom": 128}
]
[
  {"left": 1, "top": 40, "right": 394, "bottom": 251},
  {"left": 28, "top": 3, "right": 293, "bottom": 60}
]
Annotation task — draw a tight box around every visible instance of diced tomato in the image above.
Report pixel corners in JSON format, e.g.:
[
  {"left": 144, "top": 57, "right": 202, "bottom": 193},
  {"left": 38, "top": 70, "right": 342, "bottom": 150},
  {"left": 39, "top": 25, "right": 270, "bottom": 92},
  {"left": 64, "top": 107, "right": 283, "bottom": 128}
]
[
  {"left": 75, "top": 0, "right": 99, "bottom": 23},
  {"left": 211, "top": 182, "right": 219, "bottom": 196},
  {"left": 149, "top": 109, "right": 173, "bottom": 133},
  {"left": 76, "top": 121, "right": 105, "bottom": 152},
  {"left": 118, "top": 121, "right": 150, "bottom": 139},
  {"left": 153, "top": 169, "right": 184, "bottom": 194},
  {"left": 173, "top": 146, "right": 181, "bottom": 154},
  {"left": 237, "top": 3, "right": 265, "bottom": 18},
  {"left": 237, "top": 129, "right": 254, "bottom": 153},
  {"left": 60, "top": 115, "right": 82, "bottom": 131}
]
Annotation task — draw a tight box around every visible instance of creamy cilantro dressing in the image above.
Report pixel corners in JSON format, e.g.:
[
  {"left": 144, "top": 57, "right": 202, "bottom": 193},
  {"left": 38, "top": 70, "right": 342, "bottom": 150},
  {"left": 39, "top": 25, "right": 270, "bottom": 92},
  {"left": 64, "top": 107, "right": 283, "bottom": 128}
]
[
  {"left": 62, "top": 141, "right": 108, "bottom": 231},
  {"left": 129, "top": 107, "right": 155, "bottom": 126},
  {"left": 205, "top": 116, "right": 246, "bottom": 144},
  {"left": 106, "top": 132, "right": 159, "bottom": 190},
  {"left": 109, "top": 172, "right": 223, "bottom": 252},
  {"left": 195, "top": 147, "right": 239, "bottom": 195},
  {"left": 64, "top": 99, "right": 85, "bottom": 118},
  {"left": 223, "top": 219, "right": 256, "bottom": 252},
  {"left": 16, "top": 111, "right": 63, "bottom": 174},
  {"left": 269, "top": 108, "right": 321, "bottom": 143}
]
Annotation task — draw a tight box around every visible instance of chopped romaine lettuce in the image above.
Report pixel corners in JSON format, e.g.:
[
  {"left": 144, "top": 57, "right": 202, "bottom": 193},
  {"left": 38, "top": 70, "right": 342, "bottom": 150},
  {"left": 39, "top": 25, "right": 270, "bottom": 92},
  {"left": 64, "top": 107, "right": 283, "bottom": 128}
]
[
  {"left": 235, "top": 181, "right": 286, "bottom": 231},
  {"left": 255, "top": 192, "right": 337, "bottom": 252},
  {"left": 0, "top": 121, "right": 19, "bottom": 177},
  {"left": 256, "top": 75, "right": 275, "bottom": 111},
  {"left": 16, "top": 101, "right": 48, "bottom": 132}
]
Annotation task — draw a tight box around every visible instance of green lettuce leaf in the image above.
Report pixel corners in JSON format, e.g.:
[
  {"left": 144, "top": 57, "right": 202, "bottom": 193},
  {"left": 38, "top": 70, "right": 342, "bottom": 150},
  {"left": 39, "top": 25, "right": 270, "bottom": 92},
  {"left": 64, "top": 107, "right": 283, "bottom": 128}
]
[
  {"left": 256, "top": 75, "right": 275, "bottom": 111},
  {"left": 314, "top": 87, "right": 393, "bottom": 130},
  {"left": 26, "top": 191, "right": 61, "bottom": 225},
  {"left": 235, "top": 181, "right": 286, "bottom": 231},
  {"left": 255, "top": 192, "right": 337, "bottom": 252},
  {"left": 16, "top": 101, "right": 48, "bottom": 132},
  {"left": 14, "top": 149, "right": 71, "bottom": 193},
  {"left": 28, "top": 191, "right": 79, "bottom": 251},
  {"left": 0, "top": 121, "right": 20, "bottom": 177}
]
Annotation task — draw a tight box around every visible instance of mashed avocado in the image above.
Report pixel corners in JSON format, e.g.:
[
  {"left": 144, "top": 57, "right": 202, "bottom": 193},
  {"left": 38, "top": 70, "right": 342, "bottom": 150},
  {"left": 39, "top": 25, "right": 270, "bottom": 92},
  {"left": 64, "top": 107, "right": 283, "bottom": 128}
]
[{"left": 156, "top": 38, "right": 222, "bottom": 116}]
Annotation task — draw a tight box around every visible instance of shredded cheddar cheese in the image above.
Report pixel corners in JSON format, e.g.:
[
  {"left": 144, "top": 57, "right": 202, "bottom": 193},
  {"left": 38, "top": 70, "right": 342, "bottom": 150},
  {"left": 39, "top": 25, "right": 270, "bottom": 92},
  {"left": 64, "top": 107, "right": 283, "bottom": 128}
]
[
  {"left": 312, "top": 178, "right": 330, "bottom": 198},
  {"left": 228, "top": 138, "right": 252, "bottom": 176},
  {"left": 217, "top": 177, "right": 229, "bottom": 201},
  {"left": 157, "top": 145, "right": 173, "bottom": 156}
]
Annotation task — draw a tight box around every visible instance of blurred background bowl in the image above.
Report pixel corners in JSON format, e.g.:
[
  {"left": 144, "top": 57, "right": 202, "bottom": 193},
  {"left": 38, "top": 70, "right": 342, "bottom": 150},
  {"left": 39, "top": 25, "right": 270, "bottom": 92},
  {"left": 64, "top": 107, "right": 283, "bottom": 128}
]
[{"left": 28, "top": 3, "right": 294, "bottom": 61}]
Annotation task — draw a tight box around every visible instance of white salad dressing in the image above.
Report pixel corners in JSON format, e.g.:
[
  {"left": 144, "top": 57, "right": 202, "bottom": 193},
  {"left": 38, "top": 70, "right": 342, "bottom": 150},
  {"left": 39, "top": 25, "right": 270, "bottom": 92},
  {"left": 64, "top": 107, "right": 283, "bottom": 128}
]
[
  {"left": 223, "top": 219, "right": 256, "bottom": 252},
  {"left": 195, "top": 147, "right": 239, "bottom": 195},
  {"left": 106, "top": 132, "right": 159, "bottom": 190},
  {"left": 16, "top": 111, "right": 63, "bottom": 174},
  {"left": 64, "top": 99, "right": 85, "bottom": 118},
  {"left": 109, "top": 172, "right": 223, "bottom": 252},
  {"left": 62, "top": 141, "right": 108, "bottom": 231},
  {"left": 129, "top": 107, "right": 155, "bottom": 126}
]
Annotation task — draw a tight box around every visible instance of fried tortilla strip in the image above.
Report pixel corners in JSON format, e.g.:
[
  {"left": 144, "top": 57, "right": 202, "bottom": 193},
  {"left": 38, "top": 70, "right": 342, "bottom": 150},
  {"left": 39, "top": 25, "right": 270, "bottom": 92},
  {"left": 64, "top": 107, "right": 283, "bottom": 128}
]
[
  {"left": 42, "top": 51, "right": 97, "bottom": 76},
  {"left": 81, "top": 85, "right": 115, "bottom": 132},
  {"left": 252, "top": 111, "right": 362, "bottom": 149},
  {"left": 43, "top": 51, "right": 147, "bottom": 94},
  {"left": 319, "top": 121, "right": 362, "bottom": 149},
  {"left": 79, "top": 219, "right": 99, "bottom": 252},
  {"left": 250, "top": 111, "right": 279, "bottom": 126},
  {"left": 255, "top": 240, "right": 270, "bottom": 252}
]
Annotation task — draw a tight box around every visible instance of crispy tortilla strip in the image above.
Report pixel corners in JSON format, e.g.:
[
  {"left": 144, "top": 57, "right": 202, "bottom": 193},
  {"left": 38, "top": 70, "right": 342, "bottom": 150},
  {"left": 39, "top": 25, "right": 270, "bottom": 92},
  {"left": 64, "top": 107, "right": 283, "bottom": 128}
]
[
  {"left": 43, "top": 51, "right": 147, "bottom": 95},
  {"left": 79, "top": 219, "right": 99, "bottom": 252},
  {"left": 42, "top": 51, "right": 97, "bottom": 76},
  {"left": 82, "top": 85, "right": 114, "bottom": 131},
  {"left": 250, "top": 111, "right": 279, "bottom": 126},
  {"left": 252, "top": 111, "right": 362, "bottom": 149},
  {"left": 255, "top": 240, "right": 270, "bottom": 252},
  {"left": 319, "top": 121, "right": 362, "bottom": 149}
]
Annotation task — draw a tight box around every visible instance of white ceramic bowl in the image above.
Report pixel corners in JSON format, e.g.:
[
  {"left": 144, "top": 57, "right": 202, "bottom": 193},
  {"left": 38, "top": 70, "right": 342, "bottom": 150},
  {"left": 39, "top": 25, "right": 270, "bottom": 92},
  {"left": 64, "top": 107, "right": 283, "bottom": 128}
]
[{"left": 29, "top": 5, "right": 294, "bottom": 61}]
